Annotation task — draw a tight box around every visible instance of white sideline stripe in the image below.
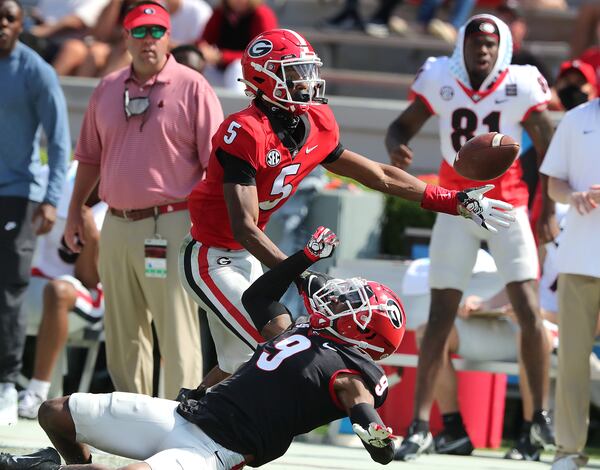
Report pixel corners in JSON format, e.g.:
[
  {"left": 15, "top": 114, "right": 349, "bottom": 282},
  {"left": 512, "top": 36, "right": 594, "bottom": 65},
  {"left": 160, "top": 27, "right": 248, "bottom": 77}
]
[{"left": 188, "top": 243, "right": 259, "bottom": 347}]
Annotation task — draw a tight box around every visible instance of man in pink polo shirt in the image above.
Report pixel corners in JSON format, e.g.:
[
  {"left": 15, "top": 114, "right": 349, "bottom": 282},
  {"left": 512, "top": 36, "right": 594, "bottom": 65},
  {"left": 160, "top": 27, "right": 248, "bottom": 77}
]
[{"left": 64, "top": 0, "right": 224, "bottom": 399}]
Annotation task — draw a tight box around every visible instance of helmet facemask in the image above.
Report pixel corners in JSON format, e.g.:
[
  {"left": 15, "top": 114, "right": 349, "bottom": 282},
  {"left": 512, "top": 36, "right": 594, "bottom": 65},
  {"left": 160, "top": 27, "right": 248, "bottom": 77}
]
[{"left": 245, "top": 55, "right": 326, "bottom": 114}]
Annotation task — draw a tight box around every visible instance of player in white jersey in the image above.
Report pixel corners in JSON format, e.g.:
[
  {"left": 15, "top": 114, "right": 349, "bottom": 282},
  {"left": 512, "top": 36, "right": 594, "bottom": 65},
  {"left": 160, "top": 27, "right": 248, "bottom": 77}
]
[
  {"left": 18, "top": 162, "right": 107, "bottom": 420},
  {"left": 385, "top": 14, "right": 558, "bottom": 460}
]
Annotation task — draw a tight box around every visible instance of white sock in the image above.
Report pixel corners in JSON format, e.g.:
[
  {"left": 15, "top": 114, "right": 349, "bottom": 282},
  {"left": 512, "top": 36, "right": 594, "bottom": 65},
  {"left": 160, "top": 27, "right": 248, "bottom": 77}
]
[{"left": 27, "top": 379, "right": 50, "bottom": 400}]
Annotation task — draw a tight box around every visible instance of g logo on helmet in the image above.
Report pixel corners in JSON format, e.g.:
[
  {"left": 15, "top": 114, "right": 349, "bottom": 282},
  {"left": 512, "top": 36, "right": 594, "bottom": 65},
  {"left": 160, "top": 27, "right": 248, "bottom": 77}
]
[
  {"left": 386, "top": 299, "right": 403, "bottom": 329},
  {"left": 248, "top": 39, "right": 273, "bottom": 58}
]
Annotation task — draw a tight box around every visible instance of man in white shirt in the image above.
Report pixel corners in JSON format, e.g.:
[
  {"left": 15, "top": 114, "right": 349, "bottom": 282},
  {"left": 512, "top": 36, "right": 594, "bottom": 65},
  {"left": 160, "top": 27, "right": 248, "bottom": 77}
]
[{"left": 541, "top": 99, "right": 600, "bottom": 470}]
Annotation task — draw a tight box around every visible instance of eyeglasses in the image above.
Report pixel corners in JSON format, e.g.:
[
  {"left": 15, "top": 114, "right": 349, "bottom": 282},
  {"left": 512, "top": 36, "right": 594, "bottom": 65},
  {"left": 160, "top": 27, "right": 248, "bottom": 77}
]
[
  {"left": 130, "top": 25, "right": 167, "bottom": 39},
  {"left": 124, "top": 87, "right": 150, "bottom": 119}
]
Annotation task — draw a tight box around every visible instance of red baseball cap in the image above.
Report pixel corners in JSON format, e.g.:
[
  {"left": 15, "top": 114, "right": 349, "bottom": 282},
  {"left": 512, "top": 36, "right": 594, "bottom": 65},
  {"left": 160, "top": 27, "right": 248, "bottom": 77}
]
[
  {"left": 558, "top": 60, "right": 597, "bottom": 89},
  {"left": 123, "top": 3, "right": 171, "bottom": 31}
]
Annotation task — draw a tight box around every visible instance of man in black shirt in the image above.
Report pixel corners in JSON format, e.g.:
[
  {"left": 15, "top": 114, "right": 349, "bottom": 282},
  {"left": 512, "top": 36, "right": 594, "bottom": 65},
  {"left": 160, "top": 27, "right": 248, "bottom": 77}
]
[{"left": 0, "top": 227, "right": 406, "bottom": 470}]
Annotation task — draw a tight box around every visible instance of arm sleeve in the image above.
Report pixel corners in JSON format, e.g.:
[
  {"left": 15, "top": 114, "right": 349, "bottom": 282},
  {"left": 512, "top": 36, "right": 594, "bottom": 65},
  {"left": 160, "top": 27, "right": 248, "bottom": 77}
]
[
  {"left": 539, "top": 113, "right": 570, "bottom": 180},
  {"left": 217, "top": 149, "right": 257, "bottom": 185},
  {"left": 74, "top": 85, "right": 103, "bottom": 168},
  {"left": 521, "top": 65, "right": 552, "bottom": 121},
  {"left": 33, "top": 63, "right": 70, "bottom": 207},
  {"left": 242, "top": 251, "right": 314, "bottom": 330},
  {"left": 195, "top": 79, "right": 224, "bottom": 171},
  {"left": 322, "top": 142, "right": 345, "bottom": 164},
  {"left": 409, "top": 57, "right": 438, "bottom": 115}
]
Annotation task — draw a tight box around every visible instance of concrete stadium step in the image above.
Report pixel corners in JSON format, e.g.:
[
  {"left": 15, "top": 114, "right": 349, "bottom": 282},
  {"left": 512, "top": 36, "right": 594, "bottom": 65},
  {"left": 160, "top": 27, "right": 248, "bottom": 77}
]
[
  {"left": 273, "top": 0, "right": 577, "bottom": 43},
  {"left": 298, "top": 27, "right": 569, "bottom": 77},
  {"left": 322, "top": 68, "right": 413, "bottom": 99}
]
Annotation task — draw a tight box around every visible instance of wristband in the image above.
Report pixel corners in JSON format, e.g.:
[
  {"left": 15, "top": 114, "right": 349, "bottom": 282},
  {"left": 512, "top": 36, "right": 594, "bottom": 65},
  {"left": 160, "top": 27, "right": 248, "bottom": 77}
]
[{"left": 420, "top": 184, "right": 460, "bottom": 215}]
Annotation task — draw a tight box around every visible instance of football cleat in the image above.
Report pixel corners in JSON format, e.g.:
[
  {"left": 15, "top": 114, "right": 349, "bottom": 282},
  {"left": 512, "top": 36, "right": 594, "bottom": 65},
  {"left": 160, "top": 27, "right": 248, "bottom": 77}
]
[
  {"left": 530, "top": 409, "right": 556, "bottom": 451},
  {"left": 0, "top": 447, "right": 60, "bottom": 469},
  {"left": 504, "top": 430, "right": 541, "bottom": 461},
  {"left": 434, "top": 427, "right": 474, "bottom": 455},
  {"left": 394, "top": 423, "right": 434, "bottom": 461}
]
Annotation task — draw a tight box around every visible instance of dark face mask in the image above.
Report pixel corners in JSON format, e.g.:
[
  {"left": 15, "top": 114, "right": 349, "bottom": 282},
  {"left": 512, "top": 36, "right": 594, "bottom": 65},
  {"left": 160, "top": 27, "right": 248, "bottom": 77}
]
[{"left": 558, "top": 85, "right": 589, "bottom": 110}]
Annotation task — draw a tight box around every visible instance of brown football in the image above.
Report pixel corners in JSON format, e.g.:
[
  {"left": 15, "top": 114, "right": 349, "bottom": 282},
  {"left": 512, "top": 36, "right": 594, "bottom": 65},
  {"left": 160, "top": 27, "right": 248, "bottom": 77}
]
[{"left": 453, "top": 132, "right": 520, "bottom": 181}]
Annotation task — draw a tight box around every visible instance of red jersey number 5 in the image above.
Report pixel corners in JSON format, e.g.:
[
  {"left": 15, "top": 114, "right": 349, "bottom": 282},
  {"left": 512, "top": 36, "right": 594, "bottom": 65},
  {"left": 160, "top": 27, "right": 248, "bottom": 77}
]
[
  {"left": 259, "top": 164, "right": 301, "bottom": 211},
  {"left": 224, "top": 121, "right": 242, "bottom": 144}
]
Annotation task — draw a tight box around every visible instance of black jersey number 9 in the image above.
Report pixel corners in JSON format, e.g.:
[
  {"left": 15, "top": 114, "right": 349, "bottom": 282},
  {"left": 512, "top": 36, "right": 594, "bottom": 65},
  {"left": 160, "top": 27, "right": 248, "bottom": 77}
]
[{"left": 450, "top": 109, "right": 500, "bottom": 152}]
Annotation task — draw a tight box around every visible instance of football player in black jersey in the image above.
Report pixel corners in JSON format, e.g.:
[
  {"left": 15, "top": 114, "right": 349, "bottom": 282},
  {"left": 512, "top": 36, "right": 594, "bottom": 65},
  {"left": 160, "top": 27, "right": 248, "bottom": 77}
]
[{"left": 0, "top": 227, "right": 406, "bottom": 470}]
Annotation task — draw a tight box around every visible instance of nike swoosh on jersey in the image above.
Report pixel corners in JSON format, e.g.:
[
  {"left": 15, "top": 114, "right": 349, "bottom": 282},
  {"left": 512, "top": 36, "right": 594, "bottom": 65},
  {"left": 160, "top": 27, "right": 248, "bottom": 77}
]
[
  {"left": 306, "top": 145, "right": 319, "bottom": 154},
  {"left": 323, "top": 342, "right": 336, "bottom": 351},
  {"left": 494, "top": 99, "right": 508, "bottom": 104}
]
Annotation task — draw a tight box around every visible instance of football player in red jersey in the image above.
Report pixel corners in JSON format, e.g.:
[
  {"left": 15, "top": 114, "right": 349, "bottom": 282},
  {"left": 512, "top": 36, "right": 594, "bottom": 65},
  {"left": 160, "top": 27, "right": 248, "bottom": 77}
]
[
  {"left": 385, "top": 15, "right": 557, "bottom": 460},
  {"left": 0, "top": 227, "right": 406, "bottom": 469},
  {"left": 180, "top": 28, "right": 514, "bottom": 392}
]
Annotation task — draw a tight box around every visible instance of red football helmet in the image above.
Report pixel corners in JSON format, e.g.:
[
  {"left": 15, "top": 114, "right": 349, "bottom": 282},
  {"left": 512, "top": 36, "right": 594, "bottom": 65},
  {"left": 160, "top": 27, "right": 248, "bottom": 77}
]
[
  {"left": 305, "top": 277, "right": 406, "bottom": 360},
  {"left": 241, "top": 29, "right": 327, "bottom": 115}
]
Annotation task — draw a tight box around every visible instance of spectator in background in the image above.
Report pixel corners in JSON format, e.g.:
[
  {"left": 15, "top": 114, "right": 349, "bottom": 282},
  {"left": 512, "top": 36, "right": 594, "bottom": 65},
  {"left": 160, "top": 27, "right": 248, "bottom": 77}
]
[
  {"left": 63, "top": 1, "right": 224, "bottom": 399},
  {"left": 415, "top": 0, "right": 475, "bottom": 44},
  {"left": 196, "top": 0, "right": 277, "bottom": 93},
  {"left": 321, "top": 0, "right": 404, "bottom": 38},
  {"left": 0, "top": 0, "right": 70, "bottom": 425},
  {"left": 19, "top": 0, "right": 110, "bottom": 74},
  {"left": 52, "top": 0, "right": 137, "bottom": 77},
  {"left": 169, "top": 0, "right": 212, "bottom": 47},
  {"left": 550, "top": 60, "right": 597, "bottom": 111},
  {"left": 496, "top": 0, "right": 551, "bottom": 81},
  {"left": 541, "top": 95, "right": 600, "bottom": 470},
  {"left": 18, "top": 161, "right": 107, "bottom": 419},
  {"left": 172, "top": 43, "right": 206, "bottom": 73}
]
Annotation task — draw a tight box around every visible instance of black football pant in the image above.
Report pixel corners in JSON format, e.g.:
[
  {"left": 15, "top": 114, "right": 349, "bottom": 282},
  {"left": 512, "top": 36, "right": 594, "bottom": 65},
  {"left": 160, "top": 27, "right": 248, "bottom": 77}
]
[{"left": 0, "top": 197, "right": 38, "bottom": 384}]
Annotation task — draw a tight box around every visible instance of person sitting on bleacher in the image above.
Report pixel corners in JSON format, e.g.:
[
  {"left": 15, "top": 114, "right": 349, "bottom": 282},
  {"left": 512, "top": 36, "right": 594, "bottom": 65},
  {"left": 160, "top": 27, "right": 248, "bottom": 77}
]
[{"left": 18, "top": 161, "right": 107, "bottom": 419}]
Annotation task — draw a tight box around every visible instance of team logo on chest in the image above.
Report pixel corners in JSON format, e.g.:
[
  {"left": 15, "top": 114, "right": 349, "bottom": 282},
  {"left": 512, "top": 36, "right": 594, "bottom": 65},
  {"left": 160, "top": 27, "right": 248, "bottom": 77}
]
[
  {"left": 440, "top": 86, "right": 454, "bottom": 101},
  {"left": 266, "top": 149, "right": 281, "bottom": 167}
]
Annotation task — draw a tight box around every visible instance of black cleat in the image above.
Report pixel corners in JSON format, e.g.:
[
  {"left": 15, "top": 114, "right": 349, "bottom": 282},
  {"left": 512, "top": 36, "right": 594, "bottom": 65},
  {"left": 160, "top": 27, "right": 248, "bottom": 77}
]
[
  {"left": 504, "top": 431, "right": 542, "bottom": 461},
  {"left": 434, "top": 427, "right": 474, "bottom": 455},
  {"left": 394, "top": 423, "right": 434, "bottom": 461},
  {"left": 530, "top": 409, "right": 556, "bottom": 451},
  {"left": 0, "top": 447, "right": 61, "bottom": 470}
]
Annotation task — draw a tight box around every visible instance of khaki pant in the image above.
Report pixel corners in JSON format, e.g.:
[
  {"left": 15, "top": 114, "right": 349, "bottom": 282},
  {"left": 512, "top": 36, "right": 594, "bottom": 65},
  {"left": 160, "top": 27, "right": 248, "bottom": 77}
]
[
  {"left": 555, "top": 273, "right": 600, "bottom": 455},
  {"left": 99, "top": 210, "right": 201, "bottom": 399}
]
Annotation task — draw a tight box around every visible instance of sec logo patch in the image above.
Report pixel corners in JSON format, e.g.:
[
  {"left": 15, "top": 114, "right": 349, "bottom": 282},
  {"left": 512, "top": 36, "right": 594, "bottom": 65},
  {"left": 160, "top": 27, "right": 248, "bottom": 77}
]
[
  {"left": 440, "top": 86, "right": 454, "bottom": 101},
  {"left": 266, "top": 149, "right": 281, "bottom": 167}
]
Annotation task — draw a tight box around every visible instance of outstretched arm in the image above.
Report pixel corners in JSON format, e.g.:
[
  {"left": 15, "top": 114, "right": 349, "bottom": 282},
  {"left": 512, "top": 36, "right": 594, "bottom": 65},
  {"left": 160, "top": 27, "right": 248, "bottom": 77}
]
[
  {"left": 324, "top": 151, "right": 515, "bottom": 233},
  {"left": 335, "top": 374, "right": 395, "bottom": 465},
  {"left": 242, "top": 227, "right": 339, "bottom": 339}
]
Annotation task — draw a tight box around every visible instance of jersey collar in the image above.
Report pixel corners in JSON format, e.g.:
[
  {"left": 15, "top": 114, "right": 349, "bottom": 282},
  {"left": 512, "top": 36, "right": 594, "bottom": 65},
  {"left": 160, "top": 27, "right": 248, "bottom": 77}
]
[{"left": 455, "top": 68, "right": 509, "bottom": 104}]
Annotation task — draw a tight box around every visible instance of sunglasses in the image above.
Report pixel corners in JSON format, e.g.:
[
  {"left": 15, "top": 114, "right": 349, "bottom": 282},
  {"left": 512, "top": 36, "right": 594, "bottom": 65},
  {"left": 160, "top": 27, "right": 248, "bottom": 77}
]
[
  {"left": 124, "top": 87, "right": 150, "bottom": 119},
  {"left": 130, "top": 25, "right": 167, "bottom": 39},
  {"left": 0, "top": 14, "right": 17, "bottom": 23}
]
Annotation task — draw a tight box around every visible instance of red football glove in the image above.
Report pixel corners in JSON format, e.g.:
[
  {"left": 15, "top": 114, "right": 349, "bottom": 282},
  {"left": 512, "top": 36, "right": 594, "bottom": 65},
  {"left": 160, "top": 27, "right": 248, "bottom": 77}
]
[{"left": 303, "top": 226, "right": 339, "bottom": 262}]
